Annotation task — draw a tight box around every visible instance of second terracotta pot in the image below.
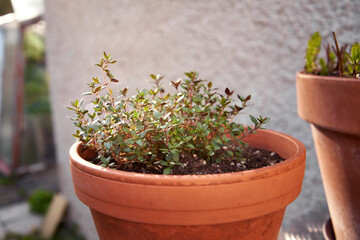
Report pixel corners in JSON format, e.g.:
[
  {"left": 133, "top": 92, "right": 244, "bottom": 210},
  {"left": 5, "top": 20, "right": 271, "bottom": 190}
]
[
  {"left": 296, "top": 71, "right": 360, "bottom": 239},
  {"left": 70, "top": 129, "right": 306, "bottom": 240}
]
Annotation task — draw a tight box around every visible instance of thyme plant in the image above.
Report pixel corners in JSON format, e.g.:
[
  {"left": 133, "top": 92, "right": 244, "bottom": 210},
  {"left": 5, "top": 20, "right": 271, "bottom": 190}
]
[
  {"left": 305, "top": 32, "right": 360, "bottom": 78},
  {"left": 68, "top": 52, "right": 269, "bottom": 174}
]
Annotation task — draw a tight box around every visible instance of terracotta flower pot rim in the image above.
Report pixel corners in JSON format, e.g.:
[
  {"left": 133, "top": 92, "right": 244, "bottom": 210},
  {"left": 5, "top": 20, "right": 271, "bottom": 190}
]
[
  {"left": 296, "top": 71, "right": 360, "bottom": 83},
  {"left": 69, "top": 128, "right": 305, "bottom": 186},
  {"left": 296, "top": 71, "right": 360, "bottom": 135}
]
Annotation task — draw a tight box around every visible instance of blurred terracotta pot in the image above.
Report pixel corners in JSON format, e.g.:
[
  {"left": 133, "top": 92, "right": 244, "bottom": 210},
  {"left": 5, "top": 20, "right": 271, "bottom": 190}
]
[
  {"left": 69, "top": 129, "right": 306, "bottom": 240},
  {"left": 296, "top": 71, "right": 360, "bottom": 239}
]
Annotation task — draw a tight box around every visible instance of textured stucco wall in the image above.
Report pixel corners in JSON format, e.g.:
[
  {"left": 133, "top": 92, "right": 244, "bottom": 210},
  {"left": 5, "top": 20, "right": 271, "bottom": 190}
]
[{"left": 45, "top": 1, "right": 360, "bottom": 239}]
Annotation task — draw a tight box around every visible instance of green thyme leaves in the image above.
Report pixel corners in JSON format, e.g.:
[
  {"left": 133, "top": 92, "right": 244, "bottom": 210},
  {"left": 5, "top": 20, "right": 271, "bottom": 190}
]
[{"left": 67, "top": 53, "right": 269, "bottom": 174}]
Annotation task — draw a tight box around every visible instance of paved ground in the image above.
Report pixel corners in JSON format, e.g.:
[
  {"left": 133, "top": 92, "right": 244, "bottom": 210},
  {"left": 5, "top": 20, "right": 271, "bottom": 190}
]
[
  {"left": 0, "top": 201, "right": 43, "bottom": 238},
  {"left": 0, "top": 165, "right": 58, "bottom": 239},
  {"left": 0, "top": 165, "right": 59, "bottom": 207}
]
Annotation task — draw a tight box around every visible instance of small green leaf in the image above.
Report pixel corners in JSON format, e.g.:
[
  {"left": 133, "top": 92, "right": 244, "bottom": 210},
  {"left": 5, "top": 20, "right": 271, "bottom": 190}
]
[
  {"left": 103, "top": 51, "right": 108, "bottom": 59},
  {"left": 186, "top": 143, "right": 195, "bottom": 149},
  {"left": 158, "top": 160, "right": 168, "bottom": 166},
  {"left": 136, "top": 139, "right": 143, "bottom": 146},
  {"left": 163, "top": 167, "right": 171, "bottom": 175},
  {"left": 305, "top": 32, "right": 321, "bottom": 73},
  {"left": 170, "top": 150, "right": 179, "bottom": 162},
  {"left": 351, "top": 43, "right": 360, "bottom": 61},
  {"left": 219, "top": 126, "right": 225, "bottom": 133},
  {"left": 104, "top": 142, "right": 112, "bottom": 149},
  {"left": 237, "top": 94, "right": 245, "bottom": 101},
  {"left": 124, "top": 138, "right": 135, "bottom": 145},
  {"left": 123, "top": 147, "right": 131, "bottom": 153},
  {"left": 227, "top": 150, "right": 234, "bottom": 157},
  {"left": 263, "top": 117, "right": 271, "bottom": 124},
  {"left": 205, "top": 145, "right": 212, "bottom": 151},
  {"left": 153, "top": 111, "right": 162, "bottom": 120},
  {"left": 88, "top": 124, "right": 100, "bottom": 130},
  {"left": 184, "top": 136, "right": 193, "bottom": 142},
  {"left": 249, "top": 115, "right": 259, "bottom": 125}
]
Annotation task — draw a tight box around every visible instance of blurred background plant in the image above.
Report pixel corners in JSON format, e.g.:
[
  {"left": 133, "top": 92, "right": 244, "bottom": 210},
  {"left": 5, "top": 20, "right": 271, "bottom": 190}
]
[
  {"left": 28, "top": 189, "right": 52, "bottom": 214},
  {"left": 21, "top": 22, "right": 55, "bottom": 167},
  {"left": 23, "top": 25, "right": 49, "bottom": 115}
]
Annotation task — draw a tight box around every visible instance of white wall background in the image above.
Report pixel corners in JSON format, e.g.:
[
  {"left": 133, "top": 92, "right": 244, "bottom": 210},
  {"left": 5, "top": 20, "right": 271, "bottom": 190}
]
[{"left": 45, "top": 0, "right": 360, "bottom": 239}]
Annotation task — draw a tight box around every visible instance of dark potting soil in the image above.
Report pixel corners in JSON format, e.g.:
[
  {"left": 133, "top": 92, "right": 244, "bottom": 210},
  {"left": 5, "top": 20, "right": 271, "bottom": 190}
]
[{"left": 94, "top": 146, "right": 285, "bottom": 175}]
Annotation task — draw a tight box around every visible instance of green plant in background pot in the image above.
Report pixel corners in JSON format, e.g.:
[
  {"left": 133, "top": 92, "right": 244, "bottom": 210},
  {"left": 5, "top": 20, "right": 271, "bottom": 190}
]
[
  {"left": 297, "top": 32, "right": 360, "bottom": 240},
  {"left": 304, "top": 32, "right": 360, "bottom": 78},
  {"left": 68, "top": 52, "right": 306, "bottom": 239},
  {"left": 28, "top": 189, "right": 53, "bottom": 215}
]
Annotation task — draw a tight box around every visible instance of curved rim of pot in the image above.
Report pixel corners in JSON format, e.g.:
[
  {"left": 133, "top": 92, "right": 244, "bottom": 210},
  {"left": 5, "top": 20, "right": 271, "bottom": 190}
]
[
  {"left": 69, "top": 128, "right": 306, "bottom": 186},
  {"left": 296, "top": 71, "right": 360, "bottom": 83}
]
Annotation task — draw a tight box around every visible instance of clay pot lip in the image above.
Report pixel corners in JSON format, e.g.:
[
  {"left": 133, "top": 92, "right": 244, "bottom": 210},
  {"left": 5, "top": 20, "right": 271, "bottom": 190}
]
[
  {"left": 296, "top": 71, "right": 360, "bottom": 83},
  {"left": 69, "top": 128, "right": 305, "bottom": 186},
  {"left": 296, "top": 70, "right": 360, "bottom": 135}
]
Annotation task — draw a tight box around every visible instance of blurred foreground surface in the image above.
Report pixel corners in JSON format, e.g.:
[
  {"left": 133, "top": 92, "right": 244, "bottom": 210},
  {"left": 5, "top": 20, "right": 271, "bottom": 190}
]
[{"left": 0, "top": 166, "right": 86, "bottom": 240}]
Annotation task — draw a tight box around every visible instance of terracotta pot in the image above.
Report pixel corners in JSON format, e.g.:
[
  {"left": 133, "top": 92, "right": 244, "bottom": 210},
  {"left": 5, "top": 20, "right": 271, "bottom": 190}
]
[
  {"left": 296, "top": 72, "right": 360, "bottom": 239},
  {"left": 69, "top": 129, "right": 306, "bottom": 240}
]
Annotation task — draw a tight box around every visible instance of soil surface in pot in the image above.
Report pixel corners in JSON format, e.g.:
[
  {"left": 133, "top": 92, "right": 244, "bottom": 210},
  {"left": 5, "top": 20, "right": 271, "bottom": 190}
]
[{"left": 88, "top": 146, "right": 284, "bottom": 175}]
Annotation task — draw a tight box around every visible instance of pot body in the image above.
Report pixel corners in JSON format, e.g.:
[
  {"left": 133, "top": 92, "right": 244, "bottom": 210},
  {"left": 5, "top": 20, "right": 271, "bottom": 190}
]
[
  {"left": 69, "top": 129, "right": 306, "bottom": 240},
  {"left": 296, "top": 72, "right": 360, "bottom": 239}
]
